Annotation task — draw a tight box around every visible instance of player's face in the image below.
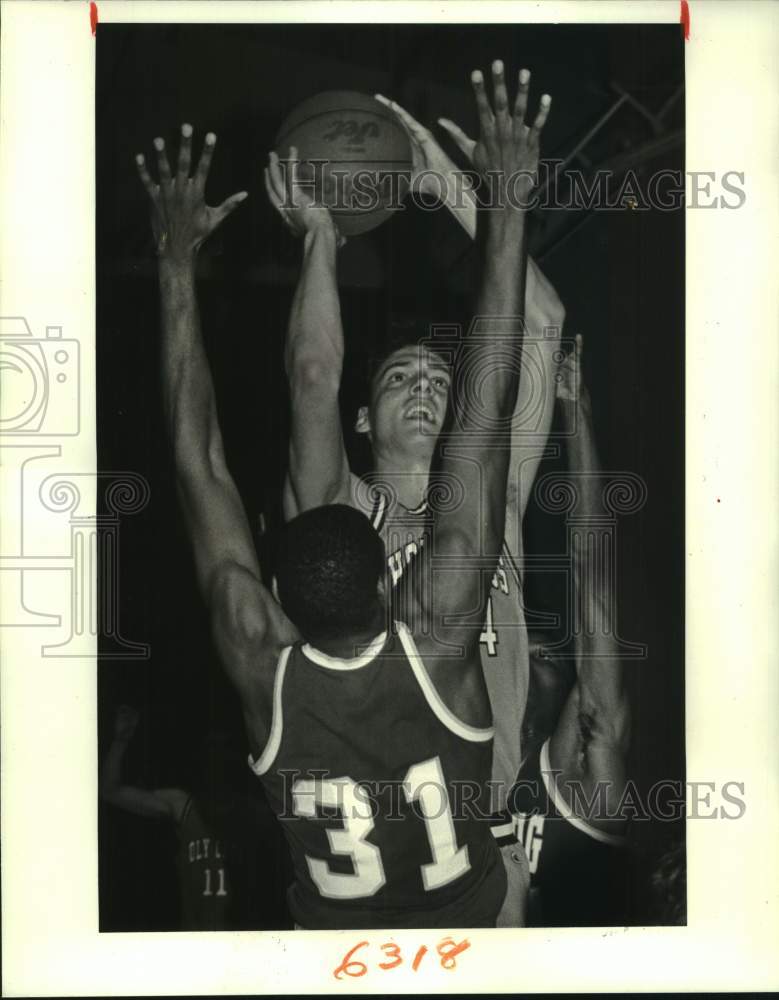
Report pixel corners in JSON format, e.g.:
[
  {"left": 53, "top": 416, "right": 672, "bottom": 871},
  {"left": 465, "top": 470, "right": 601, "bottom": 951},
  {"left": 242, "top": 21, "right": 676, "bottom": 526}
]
[{"left": 356, "top": 347, "right": 451, "bottom": 456}]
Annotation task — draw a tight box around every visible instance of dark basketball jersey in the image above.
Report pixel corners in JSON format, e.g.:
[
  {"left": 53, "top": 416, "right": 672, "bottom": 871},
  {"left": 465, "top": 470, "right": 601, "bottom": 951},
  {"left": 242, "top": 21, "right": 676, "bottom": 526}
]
[
  {"left": 354, "top": 481, "right": 528, "bottom": 812},
  {"left": 508, "top": 739, "right": 628, "bottom": 926},
  {"left": 174, "top": 797, "right": 230, "bottom": 931},
  {"left": 250, "top": 622, "right": 506, "bottom": 930}
]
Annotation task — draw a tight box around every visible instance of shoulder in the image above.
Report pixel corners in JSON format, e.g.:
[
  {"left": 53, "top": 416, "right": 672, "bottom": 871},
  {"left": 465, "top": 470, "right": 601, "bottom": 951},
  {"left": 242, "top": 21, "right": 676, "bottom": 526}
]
[
  {"left": 209, "top": 562, "right": 268, "bottom": 669},
  {"left": 210, "top": 561, "right": 294, "bottom": 649},
  {"left": 395, "top": 622, "right": 493, "bottom": 733},
  {"left": 209, "top": 561, "right": 297, "bottom": 708}
]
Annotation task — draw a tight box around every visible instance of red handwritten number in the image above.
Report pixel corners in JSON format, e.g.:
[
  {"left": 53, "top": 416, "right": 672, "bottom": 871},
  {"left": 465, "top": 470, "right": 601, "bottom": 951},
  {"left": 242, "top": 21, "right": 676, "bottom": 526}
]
[
  {"left": 412, "top": 945, "right": 428, "bottom": 971},
  {"left": 333, "top": 940, "right": 369, "bottom": 980},
  {"left": 378, "top": 941, "right": 403, "bottom": 970},
  {"left": 334, "top": 936, "right": 470, "bottom": 980},
  {"left": 437, "top": 937, "right": 471, "bottom": 970}
]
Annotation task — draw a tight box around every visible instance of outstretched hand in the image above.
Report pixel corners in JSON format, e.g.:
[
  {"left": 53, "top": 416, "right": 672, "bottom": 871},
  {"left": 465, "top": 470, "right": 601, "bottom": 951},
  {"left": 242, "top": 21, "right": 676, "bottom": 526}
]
[
  {"left": 464, "top": 61, "right": 551, "bottom": 203},
  {"left": 264, "top": 148, "right": 346, "bottom": 248},
  {"left": 374, "top": 94, "right": 468, "bottom": 201},
  {"left": 114, "top": 704, "right": 140, "bottom": 742},
  {"left": 135, "top": 124, "right": 248, "bottom": 260}
]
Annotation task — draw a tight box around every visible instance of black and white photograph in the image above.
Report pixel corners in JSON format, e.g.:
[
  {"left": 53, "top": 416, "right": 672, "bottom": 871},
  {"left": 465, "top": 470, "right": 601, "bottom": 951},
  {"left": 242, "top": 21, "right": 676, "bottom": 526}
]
[
  {"left": 2, "top": 1, "right": 778, "bottom": 994},
  {"left": 97, "top": 20, "right": 685, "bottom": 933}
]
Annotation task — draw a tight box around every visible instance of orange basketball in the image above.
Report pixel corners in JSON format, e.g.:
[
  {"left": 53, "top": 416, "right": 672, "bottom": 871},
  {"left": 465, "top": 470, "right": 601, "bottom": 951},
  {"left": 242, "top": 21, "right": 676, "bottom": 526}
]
[{"left": 275, "top": 90, "right": 412, "bottom": 236}]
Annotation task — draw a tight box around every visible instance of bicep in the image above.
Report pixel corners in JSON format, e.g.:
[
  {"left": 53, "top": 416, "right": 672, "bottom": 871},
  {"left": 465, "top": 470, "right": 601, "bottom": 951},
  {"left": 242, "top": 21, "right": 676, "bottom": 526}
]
[
  {"left": 547, "top": 683, "right": 583, "bottom": 780},
  {"left": 548, "top": 673, "right": 630, "bottom": 783},
  {"left": 209, "top": 560, "right": 295, "bottom": 712},
  {"left": 508, "top": 250, "right": 565, "bottom": 517},
  {"left": 397, "top": 552, "right": 493, "bottom": 730},
  {"left": 403, "top": 527, "right": 490, "bottom": 660},
  {"left": 411, "top": 439, "right": 508, "bottom": 651}
]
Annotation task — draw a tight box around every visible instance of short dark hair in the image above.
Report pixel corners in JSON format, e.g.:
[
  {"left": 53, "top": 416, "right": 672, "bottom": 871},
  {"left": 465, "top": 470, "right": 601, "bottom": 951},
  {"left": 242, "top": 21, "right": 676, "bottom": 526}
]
[
  {"left": 364, "top": 316, "right": 452, "bottom": 401},
  {"left": 275, "top": 504, "right": 386, "bottom": 642}
]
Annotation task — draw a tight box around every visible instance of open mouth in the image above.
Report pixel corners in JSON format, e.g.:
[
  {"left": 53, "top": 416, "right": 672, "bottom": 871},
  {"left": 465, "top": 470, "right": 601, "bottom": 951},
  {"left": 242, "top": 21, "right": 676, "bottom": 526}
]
[{"left": 404, "top": 403, "right": 436, "bottom": 424}]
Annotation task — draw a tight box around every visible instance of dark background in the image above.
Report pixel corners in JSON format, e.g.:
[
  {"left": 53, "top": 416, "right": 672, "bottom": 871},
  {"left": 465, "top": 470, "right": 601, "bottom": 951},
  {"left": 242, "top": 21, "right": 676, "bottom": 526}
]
[{"left": 97, "top": 21, "right": 685, "bottom": 930}]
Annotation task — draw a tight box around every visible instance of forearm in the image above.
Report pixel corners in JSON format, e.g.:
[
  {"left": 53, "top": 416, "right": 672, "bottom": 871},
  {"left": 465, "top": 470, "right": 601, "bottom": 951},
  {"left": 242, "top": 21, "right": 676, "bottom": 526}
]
[
  {"left": 561, "top": 394, "right": 605, "bottom": 516},
  {"left": 99, "top": 742, "right": 176, "bottom": 820},
  {"left": 158, "top": 255, "right": 260, "bottom": 591},
  {"left": 159, "top": 257, "right": 224, "bottom": 482},
  {"left": 504, "top": 269, "right": 564, "bottom": 526},
  {"left": 478, "top": 209, "right": 527, "bottom": 313},
  {"left": 99, "top": 738, "right": 130, "bottom": 800},
  {"left": 446, "top": 184, "right": 563, "bottom": 327},
  {"left": 469, "top": 210, "right": 528, "bottom": 421},
  {"left": 573, "top": 524, "right": 624, "bottom": 706},
  {"left": 281, "top": 223, "right": 352, "bottom": 517},
  {"left": 576, "top": 594, "right": 628, "bottom": 742},
  {"left": 286, "top": 224, "right": 343, "bottom": 385},
  {"left": 566, "top": 396, "right": 628, "bottom": 749},
  {"left": 447, "top": 210, "right": 528, "bottom": 554}
]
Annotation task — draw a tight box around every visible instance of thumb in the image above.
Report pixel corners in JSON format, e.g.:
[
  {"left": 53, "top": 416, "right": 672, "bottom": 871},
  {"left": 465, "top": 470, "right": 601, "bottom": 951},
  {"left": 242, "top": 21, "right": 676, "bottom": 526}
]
[
  {"left": 438, "top": 118, "right": 476, "bottom": 161},
  {"left": 215, "top": 190, "right": 249, "bottom": 223}
]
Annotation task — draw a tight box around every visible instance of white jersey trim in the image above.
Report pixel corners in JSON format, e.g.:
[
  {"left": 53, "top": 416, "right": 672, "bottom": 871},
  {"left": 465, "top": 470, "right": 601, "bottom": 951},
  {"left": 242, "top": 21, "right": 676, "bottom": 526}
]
[
  {"left": 302, "top": 630, "right": 388, "bottom": 671},
  {"left": 370, "top": 489, "right": 388, "bottom": 531},
  {"left": 406, "top": 497, "right": 429, "bottom": 516},
  {"left": 248, "top": 645, "right": 291, "bottom": 776},
  {"left": 395, "top": 622, "right": 494, "bottom": 743},
  {"left": 372, "top": 491, "right": 428, "bottom": 533},
  {"left": 490, "top": 820, "right": 515, "bottom": 841},
  {"left": 539, "top": 739, "right": 627, "bottom": 847}
]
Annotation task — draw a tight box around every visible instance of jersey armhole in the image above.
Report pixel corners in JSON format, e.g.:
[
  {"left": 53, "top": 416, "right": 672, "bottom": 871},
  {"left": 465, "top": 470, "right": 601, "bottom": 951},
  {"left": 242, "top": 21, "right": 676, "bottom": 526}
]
[
  {"left": 248, "top": 646, "right": 291, "bottom": 776},
  {"left": 350, "top": 473, "right": 389, "bottom": 532},
  {"left": 500, "top": 539, "right": 523, "bottom": 590},
  {"left": 539, "top": 739, "right": 627, "bottom": 847},
  {"left": 395, "top": 622, "right": 494, "bottom": 743}
]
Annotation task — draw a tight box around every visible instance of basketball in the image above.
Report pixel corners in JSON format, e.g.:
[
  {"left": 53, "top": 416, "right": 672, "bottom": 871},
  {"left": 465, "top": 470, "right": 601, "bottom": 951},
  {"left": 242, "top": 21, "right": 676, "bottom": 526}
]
[{"left": 275, "top": 90, "right": 412, "bottom": 236}]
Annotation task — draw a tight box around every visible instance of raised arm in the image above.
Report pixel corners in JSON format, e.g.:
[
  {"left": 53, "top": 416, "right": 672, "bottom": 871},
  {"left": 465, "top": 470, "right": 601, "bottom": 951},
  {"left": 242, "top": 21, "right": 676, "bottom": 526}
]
[
  {"left": 136, "top": 126, "right": 294, "bottom": 717},
  {"left": 376, "top": 94, "right": 565, "bottom": 521},
  {"left": 265, "top": 151, "right": 352, "bottom": 520},
  {"left": 416, "top": 64, "right": 550, "bottom": 665},
  {"left": 548, "top": 337, "right": 630, "bottom": 827},
  {"left": 99, "top": 706, "right": 187, "bottom": 821}
]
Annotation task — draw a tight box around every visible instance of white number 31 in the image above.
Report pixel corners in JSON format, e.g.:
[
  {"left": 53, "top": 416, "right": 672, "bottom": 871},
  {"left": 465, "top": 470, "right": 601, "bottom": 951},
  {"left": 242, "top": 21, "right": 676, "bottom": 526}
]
[{"left": 292, "top": 756, "right": 470, "bottom": 900}]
